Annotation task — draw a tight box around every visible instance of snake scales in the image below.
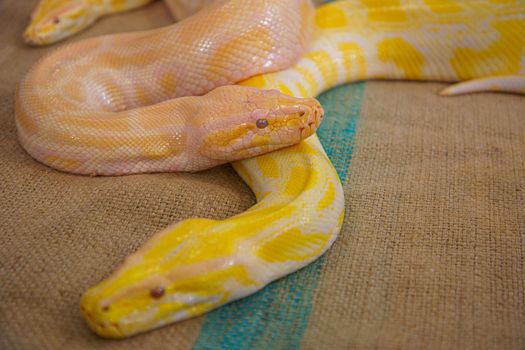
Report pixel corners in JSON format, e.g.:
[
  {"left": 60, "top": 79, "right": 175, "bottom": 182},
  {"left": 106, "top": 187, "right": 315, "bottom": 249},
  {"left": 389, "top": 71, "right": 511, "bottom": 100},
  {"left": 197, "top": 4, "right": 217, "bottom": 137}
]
[{"left": 18, "top": 0, "right": 525, "bottom": 338}]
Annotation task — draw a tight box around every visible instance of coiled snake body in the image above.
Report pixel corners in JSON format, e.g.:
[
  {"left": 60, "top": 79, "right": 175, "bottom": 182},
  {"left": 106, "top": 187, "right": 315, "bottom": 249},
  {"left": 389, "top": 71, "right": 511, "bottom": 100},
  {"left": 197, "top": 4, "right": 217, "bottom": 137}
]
[{"left": 19, "top": 0, "right": 525, "bottom": 338}]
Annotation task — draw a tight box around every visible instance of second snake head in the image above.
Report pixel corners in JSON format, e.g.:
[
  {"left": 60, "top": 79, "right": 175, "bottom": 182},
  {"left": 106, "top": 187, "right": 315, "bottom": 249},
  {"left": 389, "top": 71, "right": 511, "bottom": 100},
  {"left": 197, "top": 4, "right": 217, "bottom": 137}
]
[
  {"left": 196, "top": 85, "right": 324, "bottom": 161},
  {"left": 23, "top": 0, "right": 97, "bottom": 45}
]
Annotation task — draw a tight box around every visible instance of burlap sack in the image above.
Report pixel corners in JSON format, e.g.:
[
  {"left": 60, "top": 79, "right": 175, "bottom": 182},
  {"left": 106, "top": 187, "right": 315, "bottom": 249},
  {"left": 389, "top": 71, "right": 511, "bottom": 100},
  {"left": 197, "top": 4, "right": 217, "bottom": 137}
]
[{"left": 1, "top": 1, "right": 524, "bottom": 349}]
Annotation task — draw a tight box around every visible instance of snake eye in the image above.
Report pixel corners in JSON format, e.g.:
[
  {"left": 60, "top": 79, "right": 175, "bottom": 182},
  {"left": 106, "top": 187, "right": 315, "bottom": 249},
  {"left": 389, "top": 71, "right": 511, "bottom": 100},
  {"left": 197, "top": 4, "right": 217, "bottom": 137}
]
[
  {"left": 53, "top": 18, "right": 60, "bottom": 24},
  {"left": 256, "top": 118, "right": 268, "bottom": 129},
  {"left": 150, "top": 286, "right": 165, "bottom": 299}
]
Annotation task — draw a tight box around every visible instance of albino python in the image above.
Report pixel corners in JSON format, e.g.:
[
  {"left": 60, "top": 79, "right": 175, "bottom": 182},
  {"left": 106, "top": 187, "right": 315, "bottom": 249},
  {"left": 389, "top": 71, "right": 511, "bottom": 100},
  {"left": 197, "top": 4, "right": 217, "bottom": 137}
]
[
  {"left": 19, "top": 0, "right": 525, "bottom": 339},
  {"left": 23, "top": 0, "right": 212, "bottom": 45}
]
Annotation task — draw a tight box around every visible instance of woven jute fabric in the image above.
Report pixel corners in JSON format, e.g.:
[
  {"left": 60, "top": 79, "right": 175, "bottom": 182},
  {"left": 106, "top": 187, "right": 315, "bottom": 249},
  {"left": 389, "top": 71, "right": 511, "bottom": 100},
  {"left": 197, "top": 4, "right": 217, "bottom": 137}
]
[
  {"left": 1, "top": 1, "right": 524, "bottom": 349},
  {"left": 302, "top": 82, "right": 525, "bottom": 350},
  {"left": 0, "top": 1, "right": 249, "bottom": 349}
]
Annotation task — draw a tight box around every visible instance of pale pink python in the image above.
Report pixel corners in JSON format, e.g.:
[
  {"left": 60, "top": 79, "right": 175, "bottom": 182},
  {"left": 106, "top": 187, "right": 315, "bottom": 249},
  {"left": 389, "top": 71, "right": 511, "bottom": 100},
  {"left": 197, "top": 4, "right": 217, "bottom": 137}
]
[{"left": 16, "top": 0, "right": 322, "bottom": 175}]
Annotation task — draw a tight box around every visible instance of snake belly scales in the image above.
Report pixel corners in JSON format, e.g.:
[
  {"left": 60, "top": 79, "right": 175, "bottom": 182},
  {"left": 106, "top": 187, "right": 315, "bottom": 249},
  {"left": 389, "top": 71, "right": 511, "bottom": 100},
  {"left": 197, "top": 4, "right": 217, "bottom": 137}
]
[{"left": 17, "top": 0, "right": 525, "bottom": 338}]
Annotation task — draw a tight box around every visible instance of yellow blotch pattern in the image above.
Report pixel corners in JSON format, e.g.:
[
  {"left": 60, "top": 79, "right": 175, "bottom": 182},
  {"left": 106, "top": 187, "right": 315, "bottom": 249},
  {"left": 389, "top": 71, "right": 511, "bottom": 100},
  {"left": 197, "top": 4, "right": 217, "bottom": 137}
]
[
  {"left": 305, "top": 50, "right": 339, "bottom": 87},
  {"left": 204, "top": 125, "right": 249, "bottom": 148},
  {"left": 147, "top": 204, "right": 297, "bottom": 273},
  {"left": 111, "top": 0, "right": 129, "bottom": 11},
  {"left": 450, "top": 19, "right": 525, "bottom": 79},
  {"left": 339, "top": 42, "right": 367, "bottom": 79},
  {"left": 142, "top": 135, "right": 186, "bottom": 159},
  {"left": 295, "top": 82, "right": 309, "bottom": 98},
  {"left": 377, "top": 37, "right": 425, "bottom": 79},
  {"left": 294, "top": 66, "right": 320, "bottom": 94},
  {"left": 143, "top": 220, "right": 214, "bottom": 265},
  {"left": 284, "top": 165, "right": 315, "bottom": 196},
  {"left": 257, "top": 228, "right": 330, "bottom": 263},
  {"left": 315, "top": 4, "right": 348, "bottom": 29},
  {"left": 159, "top": 72, "right": 177, "bottom": 97},
  {"left": 278, "top": 82, "right": 293, "bottom": 96},
  {"left": 423, "top": 0, "right": 463, "bottom": 13},
  {"left": 338, "top": 209, "right": 345, "bottom": 228},
  {"left": 256, "top": 156, "right": 279, "bottom": 179},
  {"left": 250, "top": 134, "right": 271, "bottom": 148},
  {"left": 317, "top": 182, "right": 335, "bottom": 211},
  {"left": 290, "top": 139, "right": 320, "bottom": 157},
  {"left": 361, "top": 0, "right": 408, "bottom": 22},
  {"left": 206, "top": 27, "right": 273, "bottom": 81},
  {"left": 135, "top": 85, "right": 151, "bottom": 105},
  {"left": 239, "top": 74, "right": 267, "bottom": 89}
]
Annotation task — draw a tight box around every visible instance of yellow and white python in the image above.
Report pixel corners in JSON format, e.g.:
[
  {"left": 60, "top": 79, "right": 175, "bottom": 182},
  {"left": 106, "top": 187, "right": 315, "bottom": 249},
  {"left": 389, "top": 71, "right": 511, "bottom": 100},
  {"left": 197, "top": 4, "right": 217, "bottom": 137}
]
[
  {"left": 19, "top": 0, "right": 525, "bottom": 339},
  {"left": 24, "top": 0, "right": 215, "bottom": 44}
]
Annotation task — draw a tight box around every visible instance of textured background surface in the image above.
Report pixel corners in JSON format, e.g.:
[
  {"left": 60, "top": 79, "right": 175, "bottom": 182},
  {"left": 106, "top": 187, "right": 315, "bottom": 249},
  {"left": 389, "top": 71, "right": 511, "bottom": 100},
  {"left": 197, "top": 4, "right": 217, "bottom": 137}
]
[{"left": 1, "top": 1, "right": 524, "bottom": 349}]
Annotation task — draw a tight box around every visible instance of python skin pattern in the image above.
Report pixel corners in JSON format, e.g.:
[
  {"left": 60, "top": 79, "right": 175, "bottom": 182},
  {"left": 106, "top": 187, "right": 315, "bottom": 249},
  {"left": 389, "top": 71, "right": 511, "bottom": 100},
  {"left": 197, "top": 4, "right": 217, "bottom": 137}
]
[{"left": 18, "top": 0, "right": 525, "bottom": 338}]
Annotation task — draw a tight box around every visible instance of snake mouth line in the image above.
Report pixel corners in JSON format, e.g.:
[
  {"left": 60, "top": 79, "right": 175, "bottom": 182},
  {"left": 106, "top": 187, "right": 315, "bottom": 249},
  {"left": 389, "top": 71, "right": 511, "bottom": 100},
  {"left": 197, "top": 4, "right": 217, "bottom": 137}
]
[{"left": 227, "top": 123, "right": 318, "bottom": 159}]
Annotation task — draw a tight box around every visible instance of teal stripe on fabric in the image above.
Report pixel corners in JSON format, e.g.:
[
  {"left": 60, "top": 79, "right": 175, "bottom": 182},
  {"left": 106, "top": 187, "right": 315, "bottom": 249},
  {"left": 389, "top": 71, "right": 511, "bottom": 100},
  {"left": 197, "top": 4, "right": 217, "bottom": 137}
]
[
  {"left": 316, "top": 83, "right": 365, "bottom": 182},
  {"left": 192, "top": 82, "right": 366, "bottom": 350}
]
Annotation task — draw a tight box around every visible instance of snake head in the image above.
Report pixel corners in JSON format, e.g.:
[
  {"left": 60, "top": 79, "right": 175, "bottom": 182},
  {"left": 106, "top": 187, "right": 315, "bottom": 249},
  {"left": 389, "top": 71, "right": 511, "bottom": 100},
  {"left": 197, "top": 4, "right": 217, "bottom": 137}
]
[
  {"left": 81, "top": 218, "right": 266, "bottom": 338},
  {"left": 198, "top": 86, "right": 324, "bottom": 161},
  {"left": 23, "top": 0, "right": 95, "bottom": 45}
]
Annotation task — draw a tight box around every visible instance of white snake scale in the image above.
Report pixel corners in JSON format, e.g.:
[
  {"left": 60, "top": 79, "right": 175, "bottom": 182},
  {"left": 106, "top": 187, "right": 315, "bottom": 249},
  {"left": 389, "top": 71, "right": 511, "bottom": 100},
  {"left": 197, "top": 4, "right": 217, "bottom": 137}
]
[{"left": 18, "top": 0, "right": 525, "bottom": 338}]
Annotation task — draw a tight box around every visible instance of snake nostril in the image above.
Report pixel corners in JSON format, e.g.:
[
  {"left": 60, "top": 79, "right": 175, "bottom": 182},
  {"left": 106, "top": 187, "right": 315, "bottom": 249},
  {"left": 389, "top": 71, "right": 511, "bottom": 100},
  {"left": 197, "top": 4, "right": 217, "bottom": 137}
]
[
  {"left": 313, "top": 108, "right": 320, "bottom": 121},
  {"left": 317, "top": 107, "right": 323, "bottom": 119}
]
